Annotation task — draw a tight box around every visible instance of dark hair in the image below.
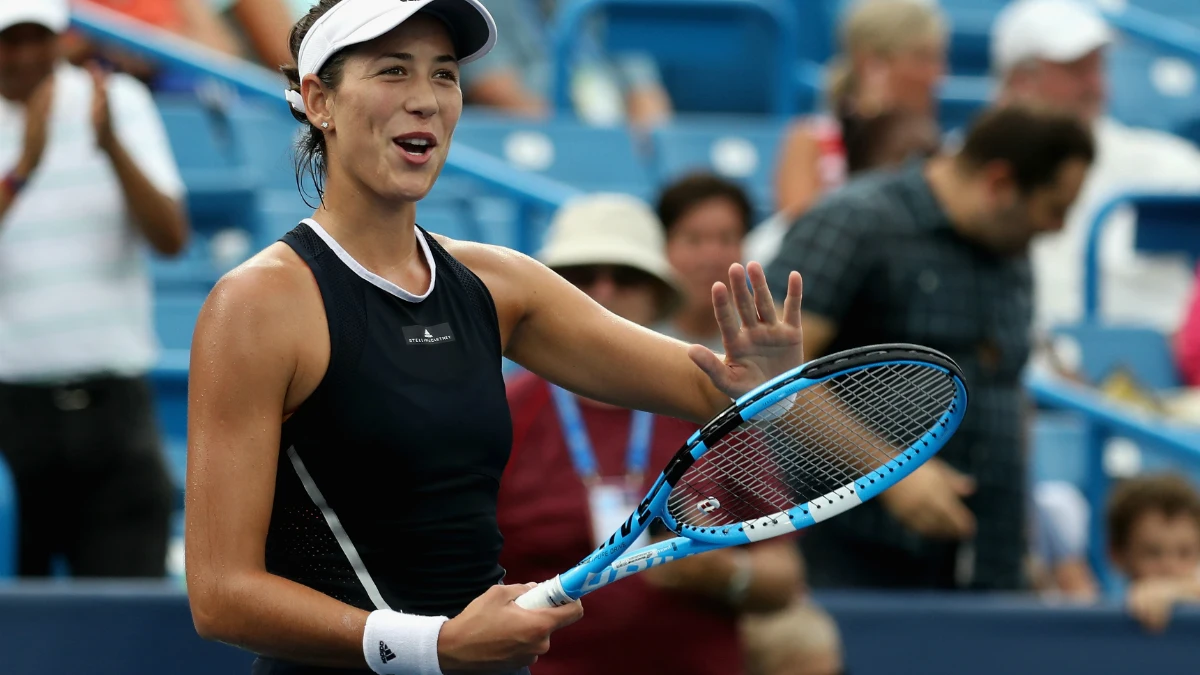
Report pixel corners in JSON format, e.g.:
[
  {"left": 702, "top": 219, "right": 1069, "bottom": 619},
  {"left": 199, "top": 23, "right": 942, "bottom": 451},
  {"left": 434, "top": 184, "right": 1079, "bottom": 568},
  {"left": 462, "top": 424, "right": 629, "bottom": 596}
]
[
  {"left": 843, "top": 109, "right": 940, "bottom": 175},
  {"left": 957, "top": 104, "right": 1096, "bottom": 193},
  {"left": 655, "top": 172, "right": 753, "bottom": 236},
  {"left": 281, "top": 0, "right": 351, "bottom": 206},
  {"left": 1108, "top": 473, "right": 1200, "bottom": 553}
]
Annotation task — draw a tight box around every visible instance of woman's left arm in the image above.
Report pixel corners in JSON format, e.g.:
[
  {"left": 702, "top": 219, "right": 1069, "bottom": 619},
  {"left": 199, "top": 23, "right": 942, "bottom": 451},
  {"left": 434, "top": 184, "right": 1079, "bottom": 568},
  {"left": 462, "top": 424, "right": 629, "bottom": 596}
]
[{"left": 490, "top": 248, "right": 804, "bottom": 425}]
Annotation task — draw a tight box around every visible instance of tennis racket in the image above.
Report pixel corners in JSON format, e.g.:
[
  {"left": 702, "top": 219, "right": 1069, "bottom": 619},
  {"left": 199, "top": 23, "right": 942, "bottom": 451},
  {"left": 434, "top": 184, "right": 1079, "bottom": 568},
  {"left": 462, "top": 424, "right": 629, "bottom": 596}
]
[{"left": 514, "top": 343, "right": 969, "bottom": 609}]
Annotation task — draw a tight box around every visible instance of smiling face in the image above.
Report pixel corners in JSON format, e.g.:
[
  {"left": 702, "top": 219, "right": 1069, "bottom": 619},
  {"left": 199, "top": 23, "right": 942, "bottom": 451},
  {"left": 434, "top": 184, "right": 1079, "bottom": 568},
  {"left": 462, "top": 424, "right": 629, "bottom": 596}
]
[{"left": 307, "top": 13, "right": 462, "bottom": 203}]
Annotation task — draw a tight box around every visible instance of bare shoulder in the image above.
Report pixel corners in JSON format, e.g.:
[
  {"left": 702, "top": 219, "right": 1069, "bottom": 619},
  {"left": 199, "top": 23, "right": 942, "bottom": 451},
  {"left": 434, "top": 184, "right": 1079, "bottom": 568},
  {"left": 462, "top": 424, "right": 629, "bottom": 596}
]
[
  {"left": 428, "top": 233, "right": 547, "bottom": 303},
  {"left": 430, "top": 233, "right": 537, "bottom": 277},
  {"left": 200, "top": 242, "right": 318, "bottom": 330},
  {"left": 428, "top": 233, "right": 557, "bottom": 348}
]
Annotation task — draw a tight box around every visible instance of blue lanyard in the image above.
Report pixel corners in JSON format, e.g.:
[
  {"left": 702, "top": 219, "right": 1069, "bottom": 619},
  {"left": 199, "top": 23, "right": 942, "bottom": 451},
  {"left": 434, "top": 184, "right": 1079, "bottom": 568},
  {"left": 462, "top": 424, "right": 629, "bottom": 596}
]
[{"left": 549, "top": 385, "right": 654, "bottom": 483}]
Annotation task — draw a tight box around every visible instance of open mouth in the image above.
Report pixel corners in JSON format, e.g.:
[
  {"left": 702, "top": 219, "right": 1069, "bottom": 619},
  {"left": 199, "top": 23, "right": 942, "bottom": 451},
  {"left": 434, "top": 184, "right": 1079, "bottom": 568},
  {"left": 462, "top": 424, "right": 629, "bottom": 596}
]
[{"left": 394, "top": 132, "right": 437, "bottom": 158}]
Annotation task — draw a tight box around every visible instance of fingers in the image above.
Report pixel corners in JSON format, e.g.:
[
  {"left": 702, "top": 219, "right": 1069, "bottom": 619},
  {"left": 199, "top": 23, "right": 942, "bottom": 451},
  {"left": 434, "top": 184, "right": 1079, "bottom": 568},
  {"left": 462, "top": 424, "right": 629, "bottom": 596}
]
[
  {"left": 747, "top": 261, "right": 778, "bottom": 325},
  {"left": 942, "top": 499, "right": 977, "bottom": 539},
  {"left": 1128, "top": 590, "right": 1169, "bottom": 633},
  {"left": 85, "top": 60, "right": 108, "bottom": 90},
  {"left": 727, "top": 263, "right": 759, "bottom": 327},
  {"left": 711, "top": 281, "right": 742, "bottom": 346},
  {"left": 545, "top": 600, "right": 585, "bottom": 629},
  {"left": 937, "top": 462, "right": 977, "bottom": 497},
  {"left": 782, "top": 271, "right": 803, "bottom": 328},
  {"left": 493, "top": 582, "right": 537, "bottom": 603}
]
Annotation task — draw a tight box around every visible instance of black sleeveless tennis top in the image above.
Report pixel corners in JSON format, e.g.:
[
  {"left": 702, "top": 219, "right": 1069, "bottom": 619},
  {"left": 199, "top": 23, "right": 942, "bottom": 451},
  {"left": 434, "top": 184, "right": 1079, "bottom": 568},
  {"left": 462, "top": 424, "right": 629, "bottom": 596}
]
[{"left": 263, "top": 220, "right": 512, "bottom": 621}]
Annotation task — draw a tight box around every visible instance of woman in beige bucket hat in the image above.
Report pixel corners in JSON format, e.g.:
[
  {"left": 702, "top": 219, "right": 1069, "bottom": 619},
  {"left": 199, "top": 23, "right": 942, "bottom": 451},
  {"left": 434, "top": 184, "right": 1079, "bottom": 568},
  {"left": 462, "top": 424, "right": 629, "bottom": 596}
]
[{"left": 536, "top": 193, "right": 685, "bottom": 326}]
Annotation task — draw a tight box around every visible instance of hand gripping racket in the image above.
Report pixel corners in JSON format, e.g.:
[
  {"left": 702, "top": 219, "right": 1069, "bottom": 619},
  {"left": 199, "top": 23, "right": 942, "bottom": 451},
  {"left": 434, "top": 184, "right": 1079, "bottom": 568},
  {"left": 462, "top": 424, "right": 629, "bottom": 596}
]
[{"left": 514, "top": 343, "right": 969, "bottom": 609}]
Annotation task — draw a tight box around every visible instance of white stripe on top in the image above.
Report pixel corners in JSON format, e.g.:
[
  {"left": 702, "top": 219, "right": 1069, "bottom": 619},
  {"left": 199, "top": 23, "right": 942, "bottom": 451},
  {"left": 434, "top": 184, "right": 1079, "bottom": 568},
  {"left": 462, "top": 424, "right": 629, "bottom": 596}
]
[{"left": 286, "top": 445, "right": 390, "bottom": 611}]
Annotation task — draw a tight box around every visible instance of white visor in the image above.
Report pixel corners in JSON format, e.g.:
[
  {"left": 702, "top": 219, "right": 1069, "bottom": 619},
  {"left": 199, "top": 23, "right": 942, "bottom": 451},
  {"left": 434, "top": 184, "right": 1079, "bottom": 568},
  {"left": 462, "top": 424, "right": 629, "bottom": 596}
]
[{"left": 286, "top": 0, "right": 497, "bottom": 114}]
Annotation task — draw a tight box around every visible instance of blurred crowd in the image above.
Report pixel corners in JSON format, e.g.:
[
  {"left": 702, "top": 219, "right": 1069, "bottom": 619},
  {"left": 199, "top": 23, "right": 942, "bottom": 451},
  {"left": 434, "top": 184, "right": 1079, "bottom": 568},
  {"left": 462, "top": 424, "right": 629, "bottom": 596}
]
[{"left": 3, "top": 0, "right": 1200, "bottom": 674}]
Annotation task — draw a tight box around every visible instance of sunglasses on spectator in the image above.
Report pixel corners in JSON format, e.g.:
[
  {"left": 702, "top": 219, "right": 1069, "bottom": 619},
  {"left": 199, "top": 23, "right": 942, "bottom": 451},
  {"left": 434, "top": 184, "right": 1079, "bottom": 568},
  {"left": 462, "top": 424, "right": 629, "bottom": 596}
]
[{"left": 555, "top": 265, "right": 658, "bottom": 289}]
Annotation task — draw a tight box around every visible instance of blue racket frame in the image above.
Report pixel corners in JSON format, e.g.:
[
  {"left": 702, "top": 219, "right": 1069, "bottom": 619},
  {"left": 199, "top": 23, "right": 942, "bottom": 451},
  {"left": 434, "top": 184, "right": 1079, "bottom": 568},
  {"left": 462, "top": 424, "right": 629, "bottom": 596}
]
[{"left": 517, "top": 344, "right": 969, "bottom": 608}]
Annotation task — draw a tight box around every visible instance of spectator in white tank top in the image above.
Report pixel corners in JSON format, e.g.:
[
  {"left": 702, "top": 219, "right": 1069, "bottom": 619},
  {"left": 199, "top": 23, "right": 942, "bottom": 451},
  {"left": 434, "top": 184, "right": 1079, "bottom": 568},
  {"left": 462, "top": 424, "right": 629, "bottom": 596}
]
[{"left": 0, "top": 0, "right": 188, "bottom": 578}]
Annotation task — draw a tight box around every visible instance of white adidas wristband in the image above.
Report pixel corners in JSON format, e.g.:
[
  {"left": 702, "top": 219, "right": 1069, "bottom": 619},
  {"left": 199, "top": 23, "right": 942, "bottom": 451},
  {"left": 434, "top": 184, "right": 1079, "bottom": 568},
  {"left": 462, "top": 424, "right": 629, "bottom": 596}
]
[{"left": 362, "top": 609, "right": 448, "bottom": 675}]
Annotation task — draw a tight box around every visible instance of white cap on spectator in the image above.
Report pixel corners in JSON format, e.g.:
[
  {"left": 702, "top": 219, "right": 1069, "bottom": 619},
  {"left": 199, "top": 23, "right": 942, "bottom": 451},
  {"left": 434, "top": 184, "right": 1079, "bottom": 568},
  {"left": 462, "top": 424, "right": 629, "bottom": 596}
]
[
  {"left": 288, "top": 0, "right": 495, "bottom": 113},
  {"left": 992, "top": 0, "right": 1114, "bottom": 74},
  {"left": 0, "top": 0, "right": 69, "bottom": 34},
  {"left": 538, "top": 193, "right": 684, "bottom": 308}
]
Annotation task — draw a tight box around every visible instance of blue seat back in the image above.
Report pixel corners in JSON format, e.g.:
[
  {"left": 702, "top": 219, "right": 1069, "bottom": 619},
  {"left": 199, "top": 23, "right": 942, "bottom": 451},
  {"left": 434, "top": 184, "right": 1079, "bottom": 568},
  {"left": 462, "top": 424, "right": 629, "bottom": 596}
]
[
  {"left": 1108, "top": 43, "right": 1200, "bottom": 135},
  {"left": 450, "top": 116, "right": 653, "bottom": 198},
  {"left": 1130, "top": 196, "right": 1200, "bottom": 261},
  {"left": 649, "top": 116, "right": 788, "bottom": 216},
  {"left": 0, "top": 455, "right": 14, "bottom": 578},
  {"left": 1051, "top": 323, "right": 1181, "bottom": 390},
  {"left": 155, "top": 292, "right": 207, "bottom": 351},
  {"left": 593, "top": 0, "right": 798, "bottom": 115}
]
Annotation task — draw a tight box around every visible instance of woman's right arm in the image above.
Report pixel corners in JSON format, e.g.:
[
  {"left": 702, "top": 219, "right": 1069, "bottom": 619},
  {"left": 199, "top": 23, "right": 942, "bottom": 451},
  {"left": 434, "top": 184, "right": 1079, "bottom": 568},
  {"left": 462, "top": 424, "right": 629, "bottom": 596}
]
[
  {"left": 186, "top": 257, "right": 581, "bottom": 671},
  {"left": 185, "top": 260, "right": 375, "bottom": 665}
]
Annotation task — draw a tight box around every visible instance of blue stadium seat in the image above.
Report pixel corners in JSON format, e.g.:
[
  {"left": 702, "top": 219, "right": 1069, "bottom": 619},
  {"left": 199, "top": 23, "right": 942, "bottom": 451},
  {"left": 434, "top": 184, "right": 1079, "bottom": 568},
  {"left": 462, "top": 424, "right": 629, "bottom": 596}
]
[
  {"left": 1128, "top": 195, "right": 1200, "bottom": 259},
  {"left": 227, "top": 103, "right": 311, "bottom": 194},
  {"left": 581, "top": 0, "right": 801, "bottom": 115},
  {"left": 1108, "top": 43, "right": 1200, "bottom": 135},
  {"left": 450, "top": 115, "right": 654, "bottom": 198},
  {"left": 1030, "top": 411, "right": 1089, "bottom": 488},
  {"left": 1129, "top": 0, "right": 1200, "bottom": 29},
  {"left": 154, "top": 292, "right": 207, "bottom": 351},
  {"left": 831, "top": 0, "right": 1007, "bottom": 78},
  {"left": 0, "top": 454, "right": 14, "bottom": 578},
  {"left": 1050, "top": 323, "right": 1181, "bottom": 390},
  {"left": 156, "top": 96, "right": 260, "bottom": 224},
  {"left": 649, "top": 116, "right": 789, "bottom": 217}
]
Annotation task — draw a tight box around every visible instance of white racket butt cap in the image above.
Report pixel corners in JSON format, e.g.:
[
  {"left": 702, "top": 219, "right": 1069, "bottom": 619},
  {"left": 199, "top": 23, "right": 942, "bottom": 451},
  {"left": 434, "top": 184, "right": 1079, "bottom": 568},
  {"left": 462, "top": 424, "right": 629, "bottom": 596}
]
[{"left": 513, "top": 575, "right": 571, "bottom": 610}]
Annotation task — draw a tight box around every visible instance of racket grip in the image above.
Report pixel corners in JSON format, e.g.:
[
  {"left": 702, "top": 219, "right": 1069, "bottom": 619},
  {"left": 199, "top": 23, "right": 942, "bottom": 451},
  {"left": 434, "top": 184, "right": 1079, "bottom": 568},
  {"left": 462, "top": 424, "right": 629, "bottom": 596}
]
[{"left": 514, "top": 575, "right": 572, "bottom": 610}]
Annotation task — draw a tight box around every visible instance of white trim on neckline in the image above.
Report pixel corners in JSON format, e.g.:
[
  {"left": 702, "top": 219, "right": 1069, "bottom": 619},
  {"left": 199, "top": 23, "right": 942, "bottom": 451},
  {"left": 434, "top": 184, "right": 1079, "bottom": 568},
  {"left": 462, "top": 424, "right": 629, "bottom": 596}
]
[{"left": 302, "top": 218, "right": 436, "bottom": 302}]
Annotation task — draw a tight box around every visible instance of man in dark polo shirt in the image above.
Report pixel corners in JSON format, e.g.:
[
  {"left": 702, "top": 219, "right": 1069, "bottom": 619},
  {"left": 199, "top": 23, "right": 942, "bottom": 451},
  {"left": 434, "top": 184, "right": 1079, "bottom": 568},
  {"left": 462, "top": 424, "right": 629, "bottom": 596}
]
[{"left": 765, "top": 104, "right": 1095, "bottom": 591}]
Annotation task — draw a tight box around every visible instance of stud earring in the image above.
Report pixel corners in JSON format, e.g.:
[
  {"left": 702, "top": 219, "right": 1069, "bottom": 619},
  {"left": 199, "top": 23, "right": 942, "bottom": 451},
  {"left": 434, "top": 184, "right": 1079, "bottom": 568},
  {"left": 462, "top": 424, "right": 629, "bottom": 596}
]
[{"left": 321, "top": 122, "right": 329, "bottom": 129}]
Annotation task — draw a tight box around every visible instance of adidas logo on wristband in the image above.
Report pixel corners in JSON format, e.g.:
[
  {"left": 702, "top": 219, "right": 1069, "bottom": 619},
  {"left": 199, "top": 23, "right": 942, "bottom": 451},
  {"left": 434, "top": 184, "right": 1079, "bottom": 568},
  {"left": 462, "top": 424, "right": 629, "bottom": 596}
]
[{"left": 379, "top": 641, "right": 397, "bottom": 663}]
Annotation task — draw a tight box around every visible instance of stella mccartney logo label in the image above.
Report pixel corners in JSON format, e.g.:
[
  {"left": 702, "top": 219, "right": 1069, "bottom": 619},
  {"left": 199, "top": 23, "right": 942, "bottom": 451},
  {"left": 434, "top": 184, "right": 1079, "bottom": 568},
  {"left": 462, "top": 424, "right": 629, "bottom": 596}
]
[{"left": 403, "top": 322, "right": 455, "bottom": 345}]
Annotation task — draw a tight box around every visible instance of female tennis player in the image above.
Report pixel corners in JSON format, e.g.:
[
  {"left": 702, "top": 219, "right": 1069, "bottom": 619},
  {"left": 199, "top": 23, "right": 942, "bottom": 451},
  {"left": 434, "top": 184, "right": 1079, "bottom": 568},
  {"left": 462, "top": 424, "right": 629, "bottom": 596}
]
[{"left": 184, "top": 1, "right": 803, "bottom": 674}]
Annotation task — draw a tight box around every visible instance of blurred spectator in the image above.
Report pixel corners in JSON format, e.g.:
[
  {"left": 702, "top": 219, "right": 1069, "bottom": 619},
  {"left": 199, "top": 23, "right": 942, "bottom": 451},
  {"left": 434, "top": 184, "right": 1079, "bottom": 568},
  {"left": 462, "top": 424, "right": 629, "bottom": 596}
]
[
  {"left": 1029, "top": 480, "right": 1099, "bottom": 601},
  {"left": 740, "top": 598, "right": 844, "bottom": 675},
  {"left": 653, "top": 173, "right": 753, "bottom": 352},
  {"left": 745, "top": 0, "right": 946, "bottom": 267},
  {"left": 460, "top": 0, "right": 672, "bottom": 130},
  {"left": 498, "top": 194, "right": 803, "bottom": 675},
  {"left": 1108, "top": 474, "right": 1200, "bottom": 631},
  {"left": 651, "top": 174, "right": 844, "bottom": 674},
  {"left": 207, "top": 0, "right": 296, "bottom": 70},
  {"left": 843, "top": 108, "right": 941, "bottom": 176},
  {"left": 0, "top": 0, "right": 187, "bottom": 577},
  {"left": 764, "top": 105, "right": 1095, "bottom": 591},
  {"left": 773, "top": 0, "right": 945, "bottom": 217},
  {"left": 1174, "top": 264, "right": 1200, "bottom": 386},
  {"left": 992, "top": 0, "right": 1200, "bottom": 337},
  {"left": 746, "top": 107, "right": 942, "bottom": 270},
  {"left": 64, "top": 0, "right": 243, "bottom": 85}
]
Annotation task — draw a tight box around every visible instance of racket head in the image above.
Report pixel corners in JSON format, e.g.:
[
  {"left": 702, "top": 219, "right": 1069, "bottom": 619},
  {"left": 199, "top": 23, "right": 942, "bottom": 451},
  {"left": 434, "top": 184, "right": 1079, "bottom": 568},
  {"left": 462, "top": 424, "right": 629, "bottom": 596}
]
[{"left": 656, "top": 343, "right": 968, "bottom": 545}]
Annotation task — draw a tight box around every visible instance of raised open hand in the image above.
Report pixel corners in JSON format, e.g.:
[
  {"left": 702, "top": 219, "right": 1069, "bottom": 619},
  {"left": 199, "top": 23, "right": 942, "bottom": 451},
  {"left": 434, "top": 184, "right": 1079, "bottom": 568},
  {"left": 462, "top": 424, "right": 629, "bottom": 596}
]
[{"left": 688, "top": 262, "right": 804, "bottom": 400}]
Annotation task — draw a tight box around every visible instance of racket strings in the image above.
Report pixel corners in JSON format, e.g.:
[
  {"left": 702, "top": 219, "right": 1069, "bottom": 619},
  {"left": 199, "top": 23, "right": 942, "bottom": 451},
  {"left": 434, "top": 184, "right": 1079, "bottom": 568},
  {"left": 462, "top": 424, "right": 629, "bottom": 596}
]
[
  {"left": 666, "top": 364, "right": 957, "bottom": 532},
  {"left": 679, "top": 367, "right": 948, "bottom": 515},
  {"left": 798, "top": 367, "right": 951, "bottom": 477}
]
